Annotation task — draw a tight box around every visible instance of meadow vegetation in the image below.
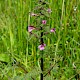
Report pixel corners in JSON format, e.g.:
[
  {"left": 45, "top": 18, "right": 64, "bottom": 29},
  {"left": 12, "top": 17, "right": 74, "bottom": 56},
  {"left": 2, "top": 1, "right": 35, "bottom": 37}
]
[{"left": 0, "top": 0, "right": 80, "bottom": 80}]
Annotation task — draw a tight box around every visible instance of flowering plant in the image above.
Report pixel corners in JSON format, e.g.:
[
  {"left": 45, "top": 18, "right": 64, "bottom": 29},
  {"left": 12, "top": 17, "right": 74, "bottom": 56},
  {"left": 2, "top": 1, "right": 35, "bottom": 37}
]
[
  {"left": 27, "top": 0, "right": 56, "bottom": 79},
  {"left": 28, "top": 0, "right": 55, "bottom": 51}
]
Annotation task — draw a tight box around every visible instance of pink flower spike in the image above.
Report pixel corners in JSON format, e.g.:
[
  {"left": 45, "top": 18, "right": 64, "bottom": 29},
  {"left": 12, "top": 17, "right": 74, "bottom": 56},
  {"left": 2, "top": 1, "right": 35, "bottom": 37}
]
[
  {"left": 38, "top": 44, "right": 46, "bottom": 50},
  {"left": 28, "top": 26, "right": 35, "bottom": 32},
  {"left": 50, "top": 28, "right": 55, "bottom": 33},
  {"left": 42, "top": 20, "right": 47, "bottom": 24},
  {"left": 47, "top": 8, "right": 52, "bottom": 13}
]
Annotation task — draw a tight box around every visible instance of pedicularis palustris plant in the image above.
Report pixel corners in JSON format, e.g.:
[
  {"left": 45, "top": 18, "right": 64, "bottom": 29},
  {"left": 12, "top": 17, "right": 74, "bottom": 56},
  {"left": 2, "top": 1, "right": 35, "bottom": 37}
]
[{"left": 28, "top": 0, "right": 55, "bottom": 79}]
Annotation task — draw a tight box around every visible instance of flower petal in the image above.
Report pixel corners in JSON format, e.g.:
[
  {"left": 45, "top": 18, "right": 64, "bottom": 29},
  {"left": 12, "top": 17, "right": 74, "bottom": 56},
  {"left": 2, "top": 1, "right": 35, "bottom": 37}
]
[
  {"left": 38, "top": 43, "right": 46, "bottom": 50},
  {"left": 30, "top": 12, "right": 38, "bottom": 16},
  {"left": 47, "top": 8, "right": 52, "bottom": 13},
  {"left": 28, "top": 26, "right": 35, "bottom": 32},
  {"left": 50, "top": 28, "right": 55, "bottom": 33},
  {"left": 42, "top": 20, "right": 47, "bottom": 24}
]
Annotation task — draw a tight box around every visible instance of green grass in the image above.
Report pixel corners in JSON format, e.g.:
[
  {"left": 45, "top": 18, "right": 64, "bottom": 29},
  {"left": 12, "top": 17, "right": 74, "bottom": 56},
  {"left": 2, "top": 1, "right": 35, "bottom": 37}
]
[{"left": 0, "top": 0, "right": 80, "bottom": 80}]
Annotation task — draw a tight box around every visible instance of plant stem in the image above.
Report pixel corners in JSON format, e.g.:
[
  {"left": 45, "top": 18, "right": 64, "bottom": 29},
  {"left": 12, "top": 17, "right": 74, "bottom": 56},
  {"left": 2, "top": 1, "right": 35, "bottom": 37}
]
[
  {"left": 40, "top": 26, "right": 43, "bottom": 80},
  {"left": 41, "top": 57, "right": 43, "bottom": 80},
  {"left": 41, "top": 27, "right": 43, "bottom": 44}
]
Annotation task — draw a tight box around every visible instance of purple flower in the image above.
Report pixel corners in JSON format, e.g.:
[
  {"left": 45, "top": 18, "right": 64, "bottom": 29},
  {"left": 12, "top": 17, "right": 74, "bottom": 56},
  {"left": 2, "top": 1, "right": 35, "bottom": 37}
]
[
  {"left": 42, "top": 20, "right": 47, "bottom": 24},
  {"left": 47, "top": 8, "right": 52, "bottom": 13},
  {"left": 50, "top": 28, "right": 55, "bottom": 33},
  {"left": 38, "top": 43, "right": 46, "bottom": 50},
  {"left": 28, "top": 26, "right": 35, "bottom": 32}
]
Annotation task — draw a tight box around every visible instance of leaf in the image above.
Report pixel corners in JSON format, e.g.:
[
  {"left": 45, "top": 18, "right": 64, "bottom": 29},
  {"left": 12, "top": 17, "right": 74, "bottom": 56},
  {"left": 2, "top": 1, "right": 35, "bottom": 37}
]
[
  {"left": 9, "top": 27, "right": 14, "bottom": 47},
  {"left": 0, "top": 53, "right": 10, "bottom": 63}
]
